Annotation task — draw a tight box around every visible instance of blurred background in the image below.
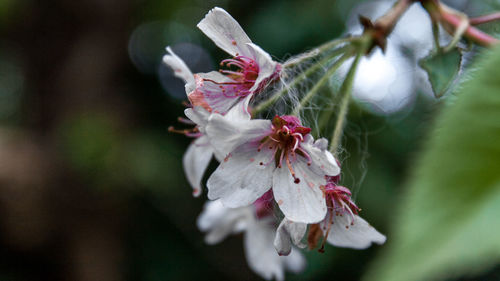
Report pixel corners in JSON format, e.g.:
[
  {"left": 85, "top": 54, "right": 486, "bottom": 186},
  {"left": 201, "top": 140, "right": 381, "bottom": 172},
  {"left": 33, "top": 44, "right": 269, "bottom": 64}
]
[{"left": 0, "top": 0, "right": 499, "bottom": 280}]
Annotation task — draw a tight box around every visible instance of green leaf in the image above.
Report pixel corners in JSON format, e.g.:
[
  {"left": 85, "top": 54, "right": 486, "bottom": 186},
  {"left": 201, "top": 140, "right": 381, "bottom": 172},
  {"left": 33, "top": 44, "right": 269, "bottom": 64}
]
[
  {"left": 419, "top": 48, "right": 462, "bottom": 98},
  {"left": 364, "top": 46, "right": 500, "bottom": 281}
]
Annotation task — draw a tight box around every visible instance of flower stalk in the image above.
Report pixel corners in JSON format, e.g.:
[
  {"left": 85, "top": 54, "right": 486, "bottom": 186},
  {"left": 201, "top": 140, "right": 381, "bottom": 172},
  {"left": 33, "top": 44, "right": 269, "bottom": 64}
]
[
  {"left": 328, "top": 51, "right": 363, "bottom": 156},
  {"left": 253, "top": 44, "right": 352, "bottom": 115},
  {"left": 290, "top": 51, "right": 353, "bottom": 116},
  {"left": 419, "top": 0, "right": 499, "bottom": 47},
  {"left": 470, "top": 12, "right": 500, "bottom": 26}
]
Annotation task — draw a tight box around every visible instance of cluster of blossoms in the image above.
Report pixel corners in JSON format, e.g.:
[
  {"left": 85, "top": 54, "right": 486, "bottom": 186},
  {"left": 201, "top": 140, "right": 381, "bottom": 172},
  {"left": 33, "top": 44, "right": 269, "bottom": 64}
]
[{"left": 164, "top": 7, "right": 385, "bottom": 280}]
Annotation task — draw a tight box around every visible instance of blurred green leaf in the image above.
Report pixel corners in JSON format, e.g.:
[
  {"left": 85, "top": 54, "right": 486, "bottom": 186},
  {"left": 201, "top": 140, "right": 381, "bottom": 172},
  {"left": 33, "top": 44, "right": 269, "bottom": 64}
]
[
  {"left": 419, "top": 48, "right": 462, "bottom": 98},
  {"left": 365, "top": 46, "right": 500, "bottom": 281},
  {"left": 59, "top": 113, "right": 120, "bottom": 184}
]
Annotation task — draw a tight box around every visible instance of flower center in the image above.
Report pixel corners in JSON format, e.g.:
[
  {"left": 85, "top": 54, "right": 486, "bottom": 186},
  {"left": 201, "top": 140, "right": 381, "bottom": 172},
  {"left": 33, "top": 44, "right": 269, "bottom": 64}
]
[
  {"left": 324, "top": 184, "right": 360, "bottom": 218},
  {"left": 220, "top": 55, "right": 259, "bottom": 84},
  {"left": 257, "top": 115, "right": 312, "bottom": 183},
  {"left": 199, "top": 56, "right": 259, "bottom": 98},
  {"left": 314, "top": 182, "right": 360, "bottom": 253},
  {"left": 201, "top": 56, "right": 281, "bottom": 98}
]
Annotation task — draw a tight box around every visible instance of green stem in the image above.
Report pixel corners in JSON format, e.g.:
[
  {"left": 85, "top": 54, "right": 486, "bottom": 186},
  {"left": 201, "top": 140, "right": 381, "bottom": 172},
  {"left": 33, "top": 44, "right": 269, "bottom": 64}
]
[
  {"left": 282, "top": 37, "right": 352, "bottom": 69},
  {"left": 329, "top": 51, "right": 363, "bottom": 156},
  {"left": 253, "top": 45, "right": 351, "bottom": 115},
  {"left": 432, "top": 20, "right": 441, "bottom": 51},
  {"left": 291, "top": 52, "right": 353, "bottom": 116}
]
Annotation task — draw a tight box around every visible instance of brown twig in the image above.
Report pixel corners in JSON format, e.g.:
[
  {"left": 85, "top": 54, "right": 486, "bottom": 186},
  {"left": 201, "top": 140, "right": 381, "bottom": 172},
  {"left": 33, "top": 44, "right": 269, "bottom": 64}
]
[
  {"left": 470, "top": 12, "right": 500, "bottom": 26},
  {"left": 360, "top": 0, "right": 416, "bottom": 52},
  {"left": 419, "top": 0, "right": 499, "bottom": 47}
]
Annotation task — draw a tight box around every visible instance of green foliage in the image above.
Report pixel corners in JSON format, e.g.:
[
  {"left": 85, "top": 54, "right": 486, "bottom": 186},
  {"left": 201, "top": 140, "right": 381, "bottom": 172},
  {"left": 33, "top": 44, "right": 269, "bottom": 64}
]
[
  {"left": 419, "top": 48, "right": 462, "bottom": 98},
  {"left": 364, "top": 46, "right": 500, "bottom": 281},
  {"left": 59, "top": 113, "right": 118, "bottom": 179}
]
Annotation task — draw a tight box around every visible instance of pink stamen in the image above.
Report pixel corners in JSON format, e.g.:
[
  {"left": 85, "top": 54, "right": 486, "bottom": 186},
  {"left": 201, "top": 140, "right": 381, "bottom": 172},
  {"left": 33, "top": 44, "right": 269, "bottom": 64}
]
[
  {"left": 257, "top": 115, "right": 313, "bottom": 184},
  {"left": 177, "top": 117, "right": 195, "bottom": 125}
]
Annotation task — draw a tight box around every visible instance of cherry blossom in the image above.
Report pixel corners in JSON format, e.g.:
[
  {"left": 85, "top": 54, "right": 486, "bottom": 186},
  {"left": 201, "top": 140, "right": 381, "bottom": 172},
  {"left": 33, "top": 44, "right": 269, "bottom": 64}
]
[
  {"left": 197, "top": 193, "right": 305, "bottom": 281},
  {"left": 206, "top": 113, "right": 340, "bottom": 223},
  {"left": 163, "top": 47, "right": 213, "bottom": 196},
  {"left": 190, "top": 7, "right": 281, "bottom": 113},
  {"left": 311, "top": 176, "right": 386, "bottom": 250}
]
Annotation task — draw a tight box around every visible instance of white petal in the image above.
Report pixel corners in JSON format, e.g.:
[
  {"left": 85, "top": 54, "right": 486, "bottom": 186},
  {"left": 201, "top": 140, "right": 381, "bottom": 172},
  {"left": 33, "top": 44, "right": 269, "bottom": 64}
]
[
  {"left": 207, "top": 142, "right": 275, "bottom": 208},
  {"left": 206, "top": 115, "right": 272, "bottom": 160},
  {"left": 163, "top": 47, "right": 196, "bottom": 93},
  {"left": 326, "top": 214, "right": 386, "bottom": 249},
  {"left": 223, "top": 94, "right": 252, "bottom": 121},
  {"left": 197, "top": 200, "right": 253, "bottom": 245},
  {"left": 197, "top": 200, "right": 228, "bottom": 231},
  {"left": 301, "top": 135, "right": 340, "bottom": 177},
  {"left": 246, "top": 43, "right": 278, "bottom": 93},
  {"left": 184, "top": 106, "right": 210, "bottom": 132},
  {"left": 182, "top": 136, "right": 213, "bottom": 197},
  {"left": 272, "top": 159, "right": 327, "bottom": 223},
  {"left": 283, "top": 248, "right": 306, "bottom": 274},
  {"left": 197, "top": 7, "right": 252, "bottom": 57},
  {"left": 274, "top": 218, "right": 307, "bottom": 256},
  {"left": 191, "top": 72, "right": 240, "bottom": 114},
  {"left": 244, "top": 220, "right": 285, "bottom": 281}
]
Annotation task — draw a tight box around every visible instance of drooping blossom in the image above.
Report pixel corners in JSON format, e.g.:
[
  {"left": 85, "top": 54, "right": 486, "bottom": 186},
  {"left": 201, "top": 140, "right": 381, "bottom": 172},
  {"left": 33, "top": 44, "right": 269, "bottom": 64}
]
[
  {"left": 163, "top": 6, "right": 282, "bottom": 195},
  {"left": 274, "top": 176, "right": 386, "bottom": 255},
  {"left": 189, "top": 7, "right": 281, "bottom": 113},
  {"left": 310, "top": 176, "right": 386, "bottom": 250},
  {"left": 163, "top": 47, "right": 213, "bottom": 196},
  {"left": 197, "top": 192, "right": 306, "bottom": 281},
  {"left": 163, "top": 47, "right": 257, "bottom": 195},
  {"left": 206, "top": 112, "right": 340, "bottom": 224}
]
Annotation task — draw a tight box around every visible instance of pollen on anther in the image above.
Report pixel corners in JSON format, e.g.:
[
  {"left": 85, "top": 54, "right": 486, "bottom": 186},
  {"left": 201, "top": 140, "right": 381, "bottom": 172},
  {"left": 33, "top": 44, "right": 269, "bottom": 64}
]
[{"left": 231, "top": 40, "right": 237, "bottom": 45}]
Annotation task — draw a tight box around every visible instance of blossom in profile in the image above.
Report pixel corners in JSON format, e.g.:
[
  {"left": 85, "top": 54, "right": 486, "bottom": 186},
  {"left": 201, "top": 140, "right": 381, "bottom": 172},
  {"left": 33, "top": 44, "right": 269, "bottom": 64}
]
[
  {"left": 190, "top": 7, "right": 281, "bottom": 113},
  {"left": 311, "top": 176, "right": 386, "bottom": 250},
  {"left": 163, "top": 47, "right": 213, "bottom": 196},
  {"left": 197, "top": 192, "right": 305, "bottom": 281},
  {"left": 206, "top": 113, "right": 340, "bottom": 223}
]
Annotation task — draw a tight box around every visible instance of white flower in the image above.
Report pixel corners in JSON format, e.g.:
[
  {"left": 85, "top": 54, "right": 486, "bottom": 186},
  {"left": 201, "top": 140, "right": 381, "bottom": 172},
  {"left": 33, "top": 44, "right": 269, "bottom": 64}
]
[
  {"left": 163, "top": 47, "right": 214, "bottom": 196},
  {"left": 206, "top": 114, "right": 340, "bottom": 223},
  {"left": 190, "top": 7, "right": 281, "bottom": 113},
  {"left": 197, "top": 197, "right": 306, "bottom": 281},
  {"left": 316, "top": 178, "right": 386, "bottom": 250}
]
